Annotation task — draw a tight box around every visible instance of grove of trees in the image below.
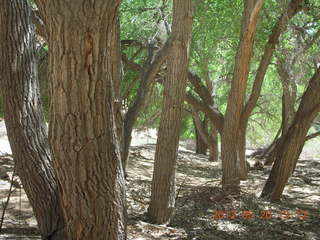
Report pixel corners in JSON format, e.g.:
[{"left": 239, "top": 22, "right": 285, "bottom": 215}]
[{"left": 0, "top": 0, "right": 319, "bottom": 239}]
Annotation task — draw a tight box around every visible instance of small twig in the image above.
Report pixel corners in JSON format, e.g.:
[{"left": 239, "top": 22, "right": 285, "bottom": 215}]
[{"left": 0, "top": 166, "right": 16, "bottom": 232}]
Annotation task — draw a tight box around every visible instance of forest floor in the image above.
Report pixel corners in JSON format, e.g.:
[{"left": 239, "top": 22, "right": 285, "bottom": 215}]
[{"left": 0, "top": 125, "right": 319, "bottom": 239}]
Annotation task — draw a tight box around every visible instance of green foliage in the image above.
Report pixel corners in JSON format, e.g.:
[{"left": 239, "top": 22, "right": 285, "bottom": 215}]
[{"left": 31, "top": 0, "right": 320, "bottom": 147}]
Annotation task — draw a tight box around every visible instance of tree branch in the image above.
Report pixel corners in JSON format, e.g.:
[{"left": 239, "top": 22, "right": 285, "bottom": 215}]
[
  {"left": 185, "top": 93, "right": 224, "bottom": 133},
  {"left": 305, "top": 130, "right": 320, "bottom": 141},
  {"left": 242, "top": 0, "right": 306, "bottom": 121}
]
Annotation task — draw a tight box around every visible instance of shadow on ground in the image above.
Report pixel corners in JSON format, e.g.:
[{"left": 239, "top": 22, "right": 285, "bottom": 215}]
[{"left": 1, "top": 144, "right": 319, "bottom": 239}]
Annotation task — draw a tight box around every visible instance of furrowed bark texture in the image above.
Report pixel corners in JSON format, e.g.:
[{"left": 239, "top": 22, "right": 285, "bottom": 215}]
[
  {"left": 0, "top": 1, "right": 66, "bottom": 239},
  {"left": 221, "top": 0, "right": 264, "bottom": 194},
  {"left": 261, "top": 67, "right": 320, "bottom": 201},
  {"left": 148, "top": 0, "right": 193, "bottom": 224},
  {"left": 34, "top": 1, "right": 126, "bottom": 239}
]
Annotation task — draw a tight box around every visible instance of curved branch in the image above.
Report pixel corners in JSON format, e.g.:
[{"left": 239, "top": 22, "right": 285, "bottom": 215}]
[
  {"left": 242, "top": 0, "right": 306, "bottom": 121},
  {"left": 185, "top": 93, "right": 224, "bottom": 133}
]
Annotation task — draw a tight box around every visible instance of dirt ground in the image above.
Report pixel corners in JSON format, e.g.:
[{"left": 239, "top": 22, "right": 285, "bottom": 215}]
[{"left": 0, "top": 139, "right": 319, "bottom": 239}]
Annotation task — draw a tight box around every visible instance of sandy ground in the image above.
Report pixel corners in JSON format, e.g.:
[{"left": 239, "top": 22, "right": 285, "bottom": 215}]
[{"left": 0, "top": 120, "right": 320, "bottom": 239}]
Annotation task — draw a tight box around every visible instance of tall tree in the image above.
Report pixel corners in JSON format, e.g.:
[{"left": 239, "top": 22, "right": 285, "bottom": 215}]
[
  {"left": 0, "top": 1, "right": 66, "bottom": 239},
  {"left": 33, "top": 1, "right": 126, "bottom": 239},
  {"left": 261, "top": 66, "right": 320, "bottom": 201},
  {"left": 221, "top": 0, "right": 264, "bottom": 194},
  {"left": 186, "top": 0, "right": 305, "bottom": 190},
  {"left": 148, "top": 0, "right": 193, "bottom": 224}
]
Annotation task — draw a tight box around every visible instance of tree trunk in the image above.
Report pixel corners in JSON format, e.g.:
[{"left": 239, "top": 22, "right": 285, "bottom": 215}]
[
  {"left": 148, "top": 0, "right": 193, "bottom": 224},
  {"left": 0, "top": 1, "right": 66, "bottom": 239},
  {"left": 264, "top": 54, "right": 299, "bottom": 167},
  {"left": 278, "top": 59, "right": 297, "bottom": 134},
  {"left": 261, "top": 67, "right": 320, "bottom": 201},
  {"left": 237, "top": 127, "right": 248, "bottom": 180},
  {"left": 240, "top": 0, "right": 305, "bottom": 167},
  {"left": 208, "top": 126, "right": 219, "bottom": 162},
  {"left": 112, "top": 14, "right": 125, "bottom": 165},
  {"left": 34, "top": 1, "right": 126, "bottom": 239},
  {"left": 193, "top": 112, "right": 219, "bottom": 161},
  {"left": 221, "top": 0, "right": 263, "bottom": 194},
  {"left": 122, "top": 42, "right": 170, "bottom": 175},
  {"left": 194, "top": 116, "right": 208, "bottom": 155}
]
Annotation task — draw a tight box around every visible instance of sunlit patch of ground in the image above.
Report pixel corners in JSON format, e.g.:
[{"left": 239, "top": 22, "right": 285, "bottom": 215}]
[
  {"left": 126, "top": 143, "right": 320, "bottom": 240},
  {"left": 0, "top": 139, "right": 320, "bottom": 239}
]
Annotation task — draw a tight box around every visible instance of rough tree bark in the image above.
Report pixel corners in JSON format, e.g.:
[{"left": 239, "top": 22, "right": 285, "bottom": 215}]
[
  {"left": 0, "top": 1, "right": 66, "bottom": 239},
  {"left": 235, "top": 0, "right": 305, "bottom": 180},
  {"left": 148, "top": 0, "right": 193, "bottom": 224},
  {"left": 221, "top": 0, "right": 264, "bottom": 194},
  {"left": 261, "top": 66, "right": 320, "bottom": 201},
  {"left": 34, "top": 1, "right": 126, "bottom": 239},
  {"left": 112, "top": 15, "right": 125, "bottom": 160}
]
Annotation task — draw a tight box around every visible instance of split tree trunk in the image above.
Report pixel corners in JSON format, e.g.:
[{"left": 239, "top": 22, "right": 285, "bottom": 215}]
[
  {"left": 261, "top": 67, "right": 320, "bottom": 201},
  {"left": 221, "top": 0, "right": 264, "bottom": 194},
  {"left": 148, "top": 0, "right": 193, "bottom": 224},
  {"left": 0, "top": 1, "right": 66, "bottom": 239},
  {"left": 238, "top": 0, "right": 305, "bottom": 174},
  {"left": 34, "top": 1, "right": 126, "bottom": 239}
]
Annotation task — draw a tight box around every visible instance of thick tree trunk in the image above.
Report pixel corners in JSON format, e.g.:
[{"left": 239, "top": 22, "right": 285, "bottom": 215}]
[
  {"left": 261, "top": 67, "right": 320, "bottom": 201},
  {"left": 221, "top": 0, "right": 263, "bottom": 194},
  {"left": 0, "top": 1, "right": 66, "bottom": 239},
  {"left": 148, "top": 0, "right": 193, "bottom": 224},
  {"left": 34, "top": 1, "right": 126, "bottom": 239}
]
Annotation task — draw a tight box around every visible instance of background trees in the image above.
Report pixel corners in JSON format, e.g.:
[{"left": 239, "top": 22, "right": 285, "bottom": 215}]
[{"left": 0, "top": 0, "right": 319, "bottom": 239}]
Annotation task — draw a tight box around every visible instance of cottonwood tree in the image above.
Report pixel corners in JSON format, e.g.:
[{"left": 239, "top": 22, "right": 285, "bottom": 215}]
[
  {"left": 261, "top": 66, "right": 320, "bottom": 201},
  {"left": 264, "top": 23, "right": 320, "bottom": 165},
  {"left": 220, "top": 0, "right": 264, "bottom": 194},
  {"left": 33, "top": 0, "right": 126, "bottom": 239},
  {"left": 0, "top": 1, "right": 66, "bottom": 239},
  {"left": 147, "top": 0, "right": 193, "bottom": 224},
  {"left": 186, "top": 0, "right": 306, "bottom": 193}
]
